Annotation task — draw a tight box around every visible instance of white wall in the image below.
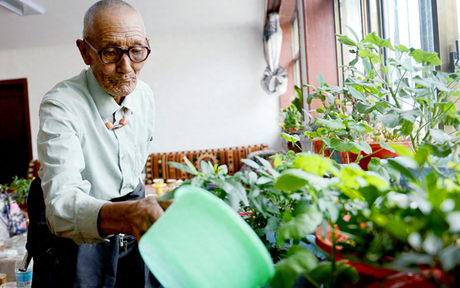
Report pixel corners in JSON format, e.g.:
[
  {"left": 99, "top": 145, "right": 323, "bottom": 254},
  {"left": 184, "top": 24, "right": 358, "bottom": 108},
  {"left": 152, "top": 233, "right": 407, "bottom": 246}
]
[{"left": 0, "top": 27, "right": 282, "bottom": 159}]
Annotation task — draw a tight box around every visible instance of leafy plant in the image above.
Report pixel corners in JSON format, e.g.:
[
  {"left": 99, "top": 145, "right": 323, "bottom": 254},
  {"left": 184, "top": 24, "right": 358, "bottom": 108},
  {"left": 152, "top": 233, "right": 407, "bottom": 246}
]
[
  {"left": 2, "top": 176, "right": 32, "bottom": 205},
  {"left": 280, "top": 104, "right": 305, "bottom": 134},
  {"left": 334, "top": 28, "right": 460, "bottom": 153}
]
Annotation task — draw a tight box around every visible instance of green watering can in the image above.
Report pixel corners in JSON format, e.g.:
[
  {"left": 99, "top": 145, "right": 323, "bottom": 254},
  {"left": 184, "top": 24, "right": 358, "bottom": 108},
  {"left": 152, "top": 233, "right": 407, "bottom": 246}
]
[{"left": 139, "top": 185, "right": 274, "bottom": 288}]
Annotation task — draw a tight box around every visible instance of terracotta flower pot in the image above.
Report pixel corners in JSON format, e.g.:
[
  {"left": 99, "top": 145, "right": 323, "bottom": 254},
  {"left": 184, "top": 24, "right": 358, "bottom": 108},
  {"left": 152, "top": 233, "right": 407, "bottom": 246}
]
[
  {"left": 315, "top": 224, "right": 399, "bottom": 286},
  {"left": 345, "top": 142, "right": 411, "bottom": 170}
]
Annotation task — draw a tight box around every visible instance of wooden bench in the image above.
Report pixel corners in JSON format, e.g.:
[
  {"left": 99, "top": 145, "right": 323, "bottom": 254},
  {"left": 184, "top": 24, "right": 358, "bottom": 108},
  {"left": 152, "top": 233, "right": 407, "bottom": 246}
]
[{"left": 144, "top": 144, "right": 270, "bottom": 184}]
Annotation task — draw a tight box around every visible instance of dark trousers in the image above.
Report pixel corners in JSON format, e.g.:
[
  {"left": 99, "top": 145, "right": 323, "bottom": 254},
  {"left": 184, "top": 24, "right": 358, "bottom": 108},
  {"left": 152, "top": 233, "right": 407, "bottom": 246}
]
[{"left": 26, "top": 178, "right": 161, "bottom": 288}]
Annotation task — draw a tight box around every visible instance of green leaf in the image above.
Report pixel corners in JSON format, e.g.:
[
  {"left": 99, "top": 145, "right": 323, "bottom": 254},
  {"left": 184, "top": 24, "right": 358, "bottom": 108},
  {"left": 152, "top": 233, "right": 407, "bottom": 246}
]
[
  {"left": 379, "top": 140, "right": 395, "bottom": 153},
  {"left": 362, "top": 171, "right": 390, "bottom": 188},
  {"left": 256, "top": 156, "right": 280, "bottom": 178},
  {"left": 400, "top": 109, "right": 421, "bottom": 122},
  {"left": 307, "top": 92, "right": 317, "bottom": 105},
  {"left": 347, "top": 86, "right": 367, "bottom": 102},
  {"left": 294, "top": 154, "right": 339, "bottom": 176},
  {"left": 354, "top": 141, "right": 373, "bottom": 154},
  {"left": 387, "top": 253, "right": 435, "bottom": 272},
  {"left": 277, "top": 204, "right": 323, "bottom": 246},
  {"left": 429, "top": 129, "right": 453, "bottom": 144},
  {"left": 326, "top": 92, "right": 336, "bottom": 106},
  {"left": 316, "top": 118, "right": 344, "bottom": 130},
  {"left": 307, "top": 261, "right": 359, "bottom": 287},
  {"left": 395, "top": 44, "right": 410, "bottom": 52},
  {"left": 349, "top": 58, "right": 359, "bottom": 66},
  {"left": 274, "top": 169, "right": 325, "bottom": 192},
  {"left": 183, "top": 156, "right": 199, "bottom": 175},
  {"left": 339, "top": 165, "right": 365, "bottom": 187},
  {"left": 435, "top": 101, "right": 457, "bottom": 116},
  {"left": 409, "top": 49, "right": 441, "bottom": 66},
  {"left": 292, "top": 97, "right": 302, "bottom": 115},
  {"left": 414, "top": 146, "right": 429, "bottom": 167},
  {"left": 281, "top": 132, "right": 301, "bottom": 143},
  {"left": 220, "top": 178, "right": 249, "bottom": 208},
  {"left": 249, "top": 185, "right": 260, "bottom": 198},
  {"left": 167, "top": 160, "right": 198, "bottom": 175},
  {"left": 336, "top": 35, "right": 357, "bottom": 46},
  {"left": 330, "top": 138, "right": 355, "bottom": 152},
  {"left": 359, "top": 185, "right": 380, "bottom": 207},
  {"left": 265, "top": 216, "right": 280, "bottom": 232},
  {"left": 256, "top": 176, "right": 272, "bottom": 185},
  {"left": 346, "top": 25, "right": 360, "bottom": 42},
  {"left": 399, "top": 120, "right": 414, "bottom": 136},
  {"left": 387, "top": 158, "right": 417, "bottom": 182},
  {"left": 378, "top": 110, "right": 402, "bottom": 128},
  {"left": 270, "top": 246, "right": 319, "bottom": 288},
  {"left": 317, "top": 73, "right": 326, "bottom": 87},
  {"left": 318, "top": 198, "right": 339, "bottom": 223},
  {"left": 200, "top": 160, "right": 213, "bottom": 174},
  {"left": 294, "top": 85, "right": 303, "bottom": 101},
  {"left": 389, "top": 58, "right": 424, "bottom": 72},
  {"left": 440, "top": 244, "right": 460, "bottom": 271},
  {"left": 364, "top": 32, "right": 393, "bottom": 49},
  {"left": 240, "top": 158, "right": 260, "bottom": 170},
  {"left": 362, "top": 58, "right": 371, "bottom": 76},
  {"left": 356, "top": 102, "right": 375, "bottom": 114}
]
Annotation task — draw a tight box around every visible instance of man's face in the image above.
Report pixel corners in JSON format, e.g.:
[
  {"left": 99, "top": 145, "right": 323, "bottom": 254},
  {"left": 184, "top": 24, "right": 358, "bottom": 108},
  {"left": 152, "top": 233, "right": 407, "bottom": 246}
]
[{"left": 84, "top": 9, "right": 148, "bottom": 97}]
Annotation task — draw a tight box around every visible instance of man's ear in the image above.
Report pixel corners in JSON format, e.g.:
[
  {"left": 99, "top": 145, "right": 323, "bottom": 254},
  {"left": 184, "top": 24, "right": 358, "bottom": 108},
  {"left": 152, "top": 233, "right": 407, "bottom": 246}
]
[{"left": 76, "top": 39, "right": 92, "bottom": 65}]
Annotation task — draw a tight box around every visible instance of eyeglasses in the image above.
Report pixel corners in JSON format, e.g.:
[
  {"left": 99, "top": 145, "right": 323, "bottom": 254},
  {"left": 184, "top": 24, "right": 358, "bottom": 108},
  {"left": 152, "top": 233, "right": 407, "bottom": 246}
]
[{"left": 84, "top": 38, "right": 151, "bottom": 64}]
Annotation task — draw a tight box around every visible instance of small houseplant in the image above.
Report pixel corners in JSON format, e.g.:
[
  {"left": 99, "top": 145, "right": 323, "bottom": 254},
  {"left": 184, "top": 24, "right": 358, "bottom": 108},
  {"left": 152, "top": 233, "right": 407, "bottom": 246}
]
[{"left": 2, "top": 176, "right": 32, "bottom": 208}]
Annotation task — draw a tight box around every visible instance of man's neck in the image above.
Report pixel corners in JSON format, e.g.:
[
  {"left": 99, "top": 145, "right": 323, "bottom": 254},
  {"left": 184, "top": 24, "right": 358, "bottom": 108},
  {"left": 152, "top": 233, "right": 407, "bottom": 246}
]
[{"left": 113, "top": 96, "right": 125, "bottom": 105}]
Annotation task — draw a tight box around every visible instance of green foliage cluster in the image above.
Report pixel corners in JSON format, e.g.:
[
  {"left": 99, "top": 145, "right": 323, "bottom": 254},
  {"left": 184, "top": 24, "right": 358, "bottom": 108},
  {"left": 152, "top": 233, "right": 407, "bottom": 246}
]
[
  {"left": 163, "top": 30, "right": 460, "bottom": 288},
  {"left": 1, "top": 176, "right": 32, "bottom": 205},
  {"left": 301, "top": 27, "right": 460, "bottom": 163},
  {"left": 281, "top": 104, "right": 305, "bottom": 134}
]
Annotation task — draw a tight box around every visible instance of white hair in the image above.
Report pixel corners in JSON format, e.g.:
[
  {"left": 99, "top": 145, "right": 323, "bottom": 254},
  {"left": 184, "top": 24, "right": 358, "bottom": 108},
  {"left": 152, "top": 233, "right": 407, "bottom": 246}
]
[{"left": 82, "top": 0, "right": 140, "bottom": 39}]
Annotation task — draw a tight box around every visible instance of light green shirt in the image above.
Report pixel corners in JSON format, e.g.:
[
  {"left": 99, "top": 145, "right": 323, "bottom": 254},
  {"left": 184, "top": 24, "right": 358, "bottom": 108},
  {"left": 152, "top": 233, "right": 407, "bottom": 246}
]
[{"left": 37, "top": 68, "right": 155, "bottom": 244}]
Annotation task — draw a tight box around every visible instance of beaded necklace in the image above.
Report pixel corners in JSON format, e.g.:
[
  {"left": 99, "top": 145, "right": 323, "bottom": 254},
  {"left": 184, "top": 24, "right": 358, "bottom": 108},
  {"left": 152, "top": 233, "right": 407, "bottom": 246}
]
[{"left": 105, "top": 107, "right": 129, "bottom": 130}]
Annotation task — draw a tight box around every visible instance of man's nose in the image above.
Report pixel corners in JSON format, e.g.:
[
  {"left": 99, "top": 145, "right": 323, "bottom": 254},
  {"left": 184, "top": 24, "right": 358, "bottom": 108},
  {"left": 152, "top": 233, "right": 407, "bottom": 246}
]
[{"left": 116, "top": 53, "right": 134, "bottom": 73}]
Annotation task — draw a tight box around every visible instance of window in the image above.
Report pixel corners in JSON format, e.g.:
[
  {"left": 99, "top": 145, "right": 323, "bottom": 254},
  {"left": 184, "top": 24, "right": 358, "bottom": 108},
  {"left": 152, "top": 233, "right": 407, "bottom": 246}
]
[
  {"left": 336, "top": 0, "right": 437, "bottom": 92},
  {"left": 291, "top": 10, "right": 301, "bottom": 88},
  {"left": 336, "top": 0, "right": 437, "bottom": 66}
]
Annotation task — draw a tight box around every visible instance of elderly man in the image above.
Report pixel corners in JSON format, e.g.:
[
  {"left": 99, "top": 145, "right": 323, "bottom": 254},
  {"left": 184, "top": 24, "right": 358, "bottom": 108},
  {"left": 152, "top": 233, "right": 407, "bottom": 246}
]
[{"left": 27, "top": 1, "right": 166, "bottom": 287}]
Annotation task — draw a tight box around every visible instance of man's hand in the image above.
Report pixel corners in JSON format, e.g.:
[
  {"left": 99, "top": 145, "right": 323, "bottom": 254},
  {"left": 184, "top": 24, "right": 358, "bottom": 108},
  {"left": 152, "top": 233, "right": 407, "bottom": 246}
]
[{"left": 98, "top": 197, "right": 173, "bottom": 242}]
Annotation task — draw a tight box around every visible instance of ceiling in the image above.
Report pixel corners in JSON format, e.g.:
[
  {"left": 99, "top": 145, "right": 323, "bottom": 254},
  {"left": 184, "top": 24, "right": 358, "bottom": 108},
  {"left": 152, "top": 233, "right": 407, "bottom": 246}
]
[{"left": 0, "top": 0, "right": 267, "bottom": 51}]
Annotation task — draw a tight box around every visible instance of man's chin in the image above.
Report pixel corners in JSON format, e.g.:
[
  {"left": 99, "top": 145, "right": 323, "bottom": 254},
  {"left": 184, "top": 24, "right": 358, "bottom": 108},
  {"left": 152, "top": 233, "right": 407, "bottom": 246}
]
[{"left": 104, "top": 85, "right": 136, "bottom": 97}]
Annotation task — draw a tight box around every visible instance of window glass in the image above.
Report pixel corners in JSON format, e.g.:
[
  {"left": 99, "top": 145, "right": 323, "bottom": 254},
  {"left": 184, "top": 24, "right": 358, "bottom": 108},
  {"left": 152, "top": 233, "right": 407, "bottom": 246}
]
[
  {"left": 338, "top": 0, "right": 364, "bottom": 79},
  {"left": 291, "top": 11, "right": 302, "bottom": 88},
  {"left": 457, "top": 0, "right": 460, "bottom": 39},
  {"left": 291, "top": 12, "right": 300, "bottom": 59},
  {"left": 382, "top": 0, "right": 435, "bottom": 109}
]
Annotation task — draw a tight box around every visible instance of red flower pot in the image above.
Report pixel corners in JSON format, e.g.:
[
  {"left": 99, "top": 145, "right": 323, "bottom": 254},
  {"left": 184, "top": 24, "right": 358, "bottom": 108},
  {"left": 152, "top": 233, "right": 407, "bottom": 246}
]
[
  {"left": 315, "top": 224, "right": 399, "bottom": 286},
  {"left": 347, "top": 142, "right": 411, "bottom": 170}
]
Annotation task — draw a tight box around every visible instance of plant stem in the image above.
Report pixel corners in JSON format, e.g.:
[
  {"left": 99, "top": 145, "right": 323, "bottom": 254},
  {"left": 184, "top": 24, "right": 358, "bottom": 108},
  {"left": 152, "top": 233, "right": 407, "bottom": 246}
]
[{"left": 330, "top": 222, "right": 337, "bottom": 288}]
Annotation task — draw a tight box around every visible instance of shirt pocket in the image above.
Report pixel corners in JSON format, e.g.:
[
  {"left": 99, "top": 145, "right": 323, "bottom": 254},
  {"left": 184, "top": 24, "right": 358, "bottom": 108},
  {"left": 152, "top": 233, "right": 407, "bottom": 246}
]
[{"left": 135, "top": 136, "right": 153, "bottom": 178}]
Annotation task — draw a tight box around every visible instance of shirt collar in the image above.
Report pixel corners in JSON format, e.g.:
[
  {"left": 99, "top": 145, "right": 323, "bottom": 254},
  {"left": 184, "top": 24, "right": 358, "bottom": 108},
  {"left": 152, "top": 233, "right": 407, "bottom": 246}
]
[{"left": 86, "top": 68, "right": 135, "bottom": 120}]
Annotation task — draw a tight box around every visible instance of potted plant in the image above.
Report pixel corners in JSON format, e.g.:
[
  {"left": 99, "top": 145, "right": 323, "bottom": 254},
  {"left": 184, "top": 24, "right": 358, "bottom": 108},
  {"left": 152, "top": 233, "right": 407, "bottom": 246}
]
[
  {"left": 3, "top": 176, "right": 32, "bottom": 210},
  {"left": 281, "top": 86, "right": 319, "bottom": 153}
]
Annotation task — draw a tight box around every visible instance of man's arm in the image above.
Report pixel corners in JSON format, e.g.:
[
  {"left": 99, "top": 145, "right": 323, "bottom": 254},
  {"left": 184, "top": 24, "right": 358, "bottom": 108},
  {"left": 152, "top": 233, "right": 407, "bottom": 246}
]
[{"left": 98, "top": 197, "right": 173, "bottom": 241}]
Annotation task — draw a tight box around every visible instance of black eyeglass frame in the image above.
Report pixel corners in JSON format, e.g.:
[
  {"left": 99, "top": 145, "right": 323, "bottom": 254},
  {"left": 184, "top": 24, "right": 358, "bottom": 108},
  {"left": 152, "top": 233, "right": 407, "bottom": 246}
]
[{"left": 84, "top": 38, "right": 151, "bottom": 64}]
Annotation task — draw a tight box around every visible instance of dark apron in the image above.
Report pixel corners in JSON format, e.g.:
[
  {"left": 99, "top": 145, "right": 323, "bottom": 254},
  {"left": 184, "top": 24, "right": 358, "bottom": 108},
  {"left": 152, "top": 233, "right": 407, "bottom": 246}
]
[{"left": 26, "top": 177, "right": 162, "bottom": 288}]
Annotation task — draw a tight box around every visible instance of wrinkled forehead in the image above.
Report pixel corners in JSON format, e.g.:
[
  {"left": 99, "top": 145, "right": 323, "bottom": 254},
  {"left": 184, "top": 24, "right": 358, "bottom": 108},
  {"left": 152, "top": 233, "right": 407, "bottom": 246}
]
[{"left": 88, "top": 8, "right": 145, "bottom": 42}]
